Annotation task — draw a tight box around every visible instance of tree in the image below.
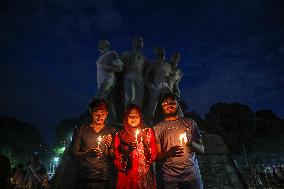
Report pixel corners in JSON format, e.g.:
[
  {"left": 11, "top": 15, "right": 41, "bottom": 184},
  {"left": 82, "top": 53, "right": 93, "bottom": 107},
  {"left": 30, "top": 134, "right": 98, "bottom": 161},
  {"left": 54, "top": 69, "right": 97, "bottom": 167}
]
[
  {"left": 0, "top": 116, "right": 45, "bottom": 166},
  {"left": 204, "top": 103, "right": 255, "bottom": 154},
  {"left": 184, "top": 111, "right": 205, "bottom": 130},
  {"left": 55, "top": 119, "right": 79, "bottom": 145},
  {"left": 251, "top": 109, "right": 284, "bottom": 156}
]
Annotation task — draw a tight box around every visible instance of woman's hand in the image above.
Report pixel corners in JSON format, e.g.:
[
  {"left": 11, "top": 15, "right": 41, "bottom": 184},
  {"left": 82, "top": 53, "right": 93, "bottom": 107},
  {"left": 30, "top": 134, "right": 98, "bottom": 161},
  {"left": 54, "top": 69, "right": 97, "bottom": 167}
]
[
  {"left": 128, "top": 141, "right": 138, "bottom": 152},
  {"left": 120, "top": 154, "right": 131, "bottom": 171}
]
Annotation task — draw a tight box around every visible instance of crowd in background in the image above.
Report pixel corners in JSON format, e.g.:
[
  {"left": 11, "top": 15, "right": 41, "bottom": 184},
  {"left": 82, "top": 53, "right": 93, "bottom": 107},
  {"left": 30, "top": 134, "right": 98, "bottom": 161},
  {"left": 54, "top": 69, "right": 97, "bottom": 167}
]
[
  {"left": 240, "top": 163, "right": 284, "bottom": 188},
  {"left": 0, "top": 153, "right": 49, "bottom": 189}
]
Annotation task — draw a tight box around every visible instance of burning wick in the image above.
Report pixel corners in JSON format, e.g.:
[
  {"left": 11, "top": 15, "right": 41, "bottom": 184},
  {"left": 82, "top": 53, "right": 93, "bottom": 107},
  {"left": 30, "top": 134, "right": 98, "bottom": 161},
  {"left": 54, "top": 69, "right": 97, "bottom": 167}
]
[
  {"left": 135, "top": 129, "right": 140, "bottom": 143},
  {"left": 179, "top": 133, "right": 187, "bottom": 146},
  {"left": 97, "top": 136, "right": 102, "bottom": 149}
]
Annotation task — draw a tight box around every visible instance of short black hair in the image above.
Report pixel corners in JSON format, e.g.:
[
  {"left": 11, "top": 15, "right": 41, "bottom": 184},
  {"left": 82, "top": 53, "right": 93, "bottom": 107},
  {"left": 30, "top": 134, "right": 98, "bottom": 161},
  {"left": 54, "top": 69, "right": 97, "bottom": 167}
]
[
  {"left": 89, "top": 99, "right": 109, "bottom": 113},
  {"left": 160, "top": 93, "right": 179, "bottom": 103}
]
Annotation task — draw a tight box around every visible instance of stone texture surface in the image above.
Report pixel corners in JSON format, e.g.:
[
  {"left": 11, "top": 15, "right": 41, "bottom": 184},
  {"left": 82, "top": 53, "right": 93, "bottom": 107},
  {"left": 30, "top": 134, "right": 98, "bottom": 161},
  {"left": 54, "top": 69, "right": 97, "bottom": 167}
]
[{"left": 198, "top": 131, "right": 248, "bottom": 189}]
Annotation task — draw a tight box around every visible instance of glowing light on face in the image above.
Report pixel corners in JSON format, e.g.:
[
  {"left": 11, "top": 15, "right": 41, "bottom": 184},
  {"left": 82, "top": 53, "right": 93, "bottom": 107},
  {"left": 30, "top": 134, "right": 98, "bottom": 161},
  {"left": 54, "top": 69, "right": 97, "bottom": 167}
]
[
  {"left": 92, "top": 110, "right": 108, "bottom": 125},
  {"left": 162, "top": 98, "right": 178, "bottom": 114},
  {"left": 127, "top": 109, "right": 141, "bottom": 127}
]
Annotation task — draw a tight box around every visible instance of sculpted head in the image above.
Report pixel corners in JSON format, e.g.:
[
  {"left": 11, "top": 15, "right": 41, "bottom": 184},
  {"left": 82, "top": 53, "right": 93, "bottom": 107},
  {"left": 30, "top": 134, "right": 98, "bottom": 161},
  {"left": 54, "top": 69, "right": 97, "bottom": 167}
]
[
  {"left": 154, "top": 47, "right": 165, "bottom": 62},
  {"left": 98, "top": 40, "right": 110, "bottom": 53},
  {"left": 170, "top": 52, "right": 181, "bottom": 65},
  {"left": 132, "top": 37, "right": 144, "bottom": 50}
]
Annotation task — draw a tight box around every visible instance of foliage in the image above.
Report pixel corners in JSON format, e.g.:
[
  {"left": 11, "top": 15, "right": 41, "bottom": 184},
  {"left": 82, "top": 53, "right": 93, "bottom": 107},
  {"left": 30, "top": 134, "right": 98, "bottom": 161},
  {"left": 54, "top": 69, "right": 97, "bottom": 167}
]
[
  {"left": 0, "top": 116, "right": 45, "bottom": 167},
  {"left": 203, "top": 103, "right": 255, "bottom": 153}
]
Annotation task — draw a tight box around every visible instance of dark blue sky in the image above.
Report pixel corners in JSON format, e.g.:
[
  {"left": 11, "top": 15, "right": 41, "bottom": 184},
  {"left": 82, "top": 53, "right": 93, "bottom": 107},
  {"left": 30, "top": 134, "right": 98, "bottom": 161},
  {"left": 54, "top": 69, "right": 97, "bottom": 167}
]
[{"left": 1, "top": 0, "right": 284, "bottom": 144}]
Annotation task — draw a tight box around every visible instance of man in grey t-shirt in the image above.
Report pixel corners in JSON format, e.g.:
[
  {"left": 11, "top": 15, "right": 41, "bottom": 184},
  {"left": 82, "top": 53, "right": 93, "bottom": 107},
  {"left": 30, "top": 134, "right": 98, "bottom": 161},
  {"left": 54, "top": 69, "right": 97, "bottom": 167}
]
[
  {"left": 153, "top": 93, "right": 204, "bottom": 189},
  {"left": 72, "top": 99, "right": 116, "bottom": 189}
]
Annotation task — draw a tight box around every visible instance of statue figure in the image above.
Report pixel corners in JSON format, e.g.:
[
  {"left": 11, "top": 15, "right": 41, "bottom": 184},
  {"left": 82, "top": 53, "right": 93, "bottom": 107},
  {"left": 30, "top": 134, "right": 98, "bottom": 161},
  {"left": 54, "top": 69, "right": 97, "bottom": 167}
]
[
  {"left": 95, "top": 40, "right": 123, "bottom": 122},
  {"left": 168, "top": 52, "right": 183, "bottom": 97},
  {"left": 121, "top": 37, "right": 146, "bottom": 108},
  {"left": 144, "top": 47, "right": 172, "bottom": 122}
]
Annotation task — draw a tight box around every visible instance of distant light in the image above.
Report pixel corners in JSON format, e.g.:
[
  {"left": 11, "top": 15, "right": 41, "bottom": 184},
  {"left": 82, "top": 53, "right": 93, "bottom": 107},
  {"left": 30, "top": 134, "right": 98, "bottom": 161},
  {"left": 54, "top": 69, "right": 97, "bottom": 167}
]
[
  {"left": 53, "top": 157, "right": 59, "bottom": 163},
  {"left": 54, "top": 146, "right": 66, "bottom": 155}
]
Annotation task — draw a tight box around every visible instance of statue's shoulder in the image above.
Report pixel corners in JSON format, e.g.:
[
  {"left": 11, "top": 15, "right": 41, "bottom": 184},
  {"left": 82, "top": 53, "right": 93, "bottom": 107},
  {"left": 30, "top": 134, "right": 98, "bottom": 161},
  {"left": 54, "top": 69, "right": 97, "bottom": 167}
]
[
  {"left": 108, "top": 50, "right": 119, "bottom": 57},
  {"left": 121, "top": 51, "right": 132, "bottom": 58},
  {"left": 120, "top": 51, "right": 132, "bottom": 65},
  {"left": 101, "top": 50, "right": 119, "bottom": 61},
  {"left": 164, "top": 62, "right": 171, "bottom": 67}
]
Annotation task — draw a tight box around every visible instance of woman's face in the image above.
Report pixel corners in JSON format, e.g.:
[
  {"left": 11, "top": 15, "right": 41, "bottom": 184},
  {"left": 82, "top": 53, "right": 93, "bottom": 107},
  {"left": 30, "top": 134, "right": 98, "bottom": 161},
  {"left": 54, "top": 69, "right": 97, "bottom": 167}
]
[{"left": 127, "top": 109, "right": 141, "bottom": 127}]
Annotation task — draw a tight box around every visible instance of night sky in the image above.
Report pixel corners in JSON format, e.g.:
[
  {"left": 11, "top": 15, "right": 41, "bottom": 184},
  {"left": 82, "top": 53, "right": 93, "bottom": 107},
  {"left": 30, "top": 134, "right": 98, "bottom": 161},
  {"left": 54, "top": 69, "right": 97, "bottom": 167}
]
[{"left": 1, "top": 0, "right": 284, "bottom": 145}]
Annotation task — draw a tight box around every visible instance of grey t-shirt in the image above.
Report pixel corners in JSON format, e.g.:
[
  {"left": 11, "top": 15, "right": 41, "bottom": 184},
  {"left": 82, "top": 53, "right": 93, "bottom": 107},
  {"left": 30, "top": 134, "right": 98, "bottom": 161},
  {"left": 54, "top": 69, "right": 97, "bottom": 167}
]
[
  {"left": 72, "top": 124, "right": 116, "bottom": 181},
  {"left": 153, "top": 117, "right": 202, "bottom": 182}
]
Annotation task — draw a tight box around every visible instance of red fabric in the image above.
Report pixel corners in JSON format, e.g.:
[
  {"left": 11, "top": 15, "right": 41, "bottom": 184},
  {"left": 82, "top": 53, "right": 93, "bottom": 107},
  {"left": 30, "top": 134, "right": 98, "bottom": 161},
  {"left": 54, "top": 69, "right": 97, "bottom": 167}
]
[
  {"left": 114, "top": 128, "right": 157, "bottom": 189},
  {"left": 121, "top": 124, "right": 144, "bottom": 144}
]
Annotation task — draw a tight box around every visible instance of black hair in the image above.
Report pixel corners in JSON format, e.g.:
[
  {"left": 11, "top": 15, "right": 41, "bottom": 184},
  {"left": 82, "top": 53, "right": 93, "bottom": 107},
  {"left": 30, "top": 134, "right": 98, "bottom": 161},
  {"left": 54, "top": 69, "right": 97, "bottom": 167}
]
[
  {"left": 89, "top": 99, "right": 109, "bottom": 113},
  {"left": 160, "top": 93, "right": 179, "bottom": 103}
]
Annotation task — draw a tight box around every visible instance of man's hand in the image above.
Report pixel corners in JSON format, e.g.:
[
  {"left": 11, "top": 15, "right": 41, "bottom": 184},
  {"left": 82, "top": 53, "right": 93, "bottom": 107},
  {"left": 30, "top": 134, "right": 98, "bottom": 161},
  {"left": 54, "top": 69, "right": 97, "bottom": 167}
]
[
  {"left": 88, "top": 148, "right": 102, "bottom": 157},
  {"left": 102, "top": 134, "right": 113, "bottom": 148},
  {"left": 167, "top": 146, "right": 184, "bottom": 158}
]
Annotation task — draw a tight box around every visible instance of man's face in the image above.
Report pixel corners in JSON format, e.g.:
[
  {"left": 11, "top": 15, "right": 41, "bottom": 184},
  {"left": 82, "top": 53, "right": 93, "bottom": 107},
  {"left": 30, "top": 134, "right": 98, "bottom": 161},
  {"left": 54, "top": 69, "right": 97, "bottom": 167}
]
[
  {"left": 162, "top": 97, "right": 178, "bottom": 116},
  {"left": 92, "top": 109, "right": 108, "bottom": 125}
]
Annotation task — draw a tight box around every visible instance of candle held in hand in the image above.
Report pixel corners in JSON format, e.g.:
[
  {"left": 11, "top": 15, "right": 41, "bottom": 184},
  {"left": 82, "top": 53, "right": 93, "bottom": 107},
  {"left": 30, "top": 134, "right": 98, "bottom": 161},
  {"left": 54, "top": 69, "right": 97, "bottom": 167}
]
[
  {"left": 179, "top": 133, "right": 187, "bottom": 146},
  {"left": 97, "top": 136, "right": 102, "bottom": 149},
  {"left": 135, "top": 129, "right": 140, "bottom": 142}
]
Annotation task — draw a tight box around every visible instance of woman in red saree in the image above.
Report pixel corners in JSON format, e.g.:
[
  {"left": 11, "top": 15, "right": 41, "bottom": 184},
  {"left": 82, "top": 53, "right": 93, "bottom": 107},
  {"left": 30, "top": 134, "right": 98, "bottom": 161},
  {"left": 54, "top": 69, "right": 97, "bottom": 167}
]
[{"left": 114, "top": 104, "right": 157, "bottom": 189}]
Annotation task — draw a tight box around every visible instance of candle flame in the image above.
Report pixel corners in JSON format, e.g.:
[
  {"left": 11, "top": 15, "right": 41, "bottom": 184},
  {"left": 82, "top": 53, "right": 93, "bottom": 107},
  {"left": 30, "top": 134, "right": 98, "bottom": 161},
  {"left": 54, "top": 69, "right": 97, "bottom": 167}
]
[
  {"left": 179, "top": 133, "right": 187, "bottom": 146},
  {"left": 135, "top": 129, "right": 140, "bottom": 135},
  {"left": 98, "top": 136, "right": 102, "bottom": 142},
  {"left": 135, "top": 129, "right": 140, "bottom": 143}
]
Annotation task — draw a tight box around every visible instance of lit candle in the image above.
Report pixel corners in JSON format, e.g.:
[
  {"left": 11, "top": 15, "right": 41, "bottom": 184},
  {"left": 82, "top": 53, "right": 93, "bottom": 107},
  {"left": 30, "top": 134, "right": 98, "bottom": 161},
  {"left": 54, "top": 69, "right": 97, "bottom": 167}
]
[
  {"left": 97, "top": 136, "right": 102, "bottom": 149},
  {"left": 135, "top": 129, "right": 140, "bottom": 142},
  {"left": 179, "top": 133, "right": 187, "bottom": 146}
]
